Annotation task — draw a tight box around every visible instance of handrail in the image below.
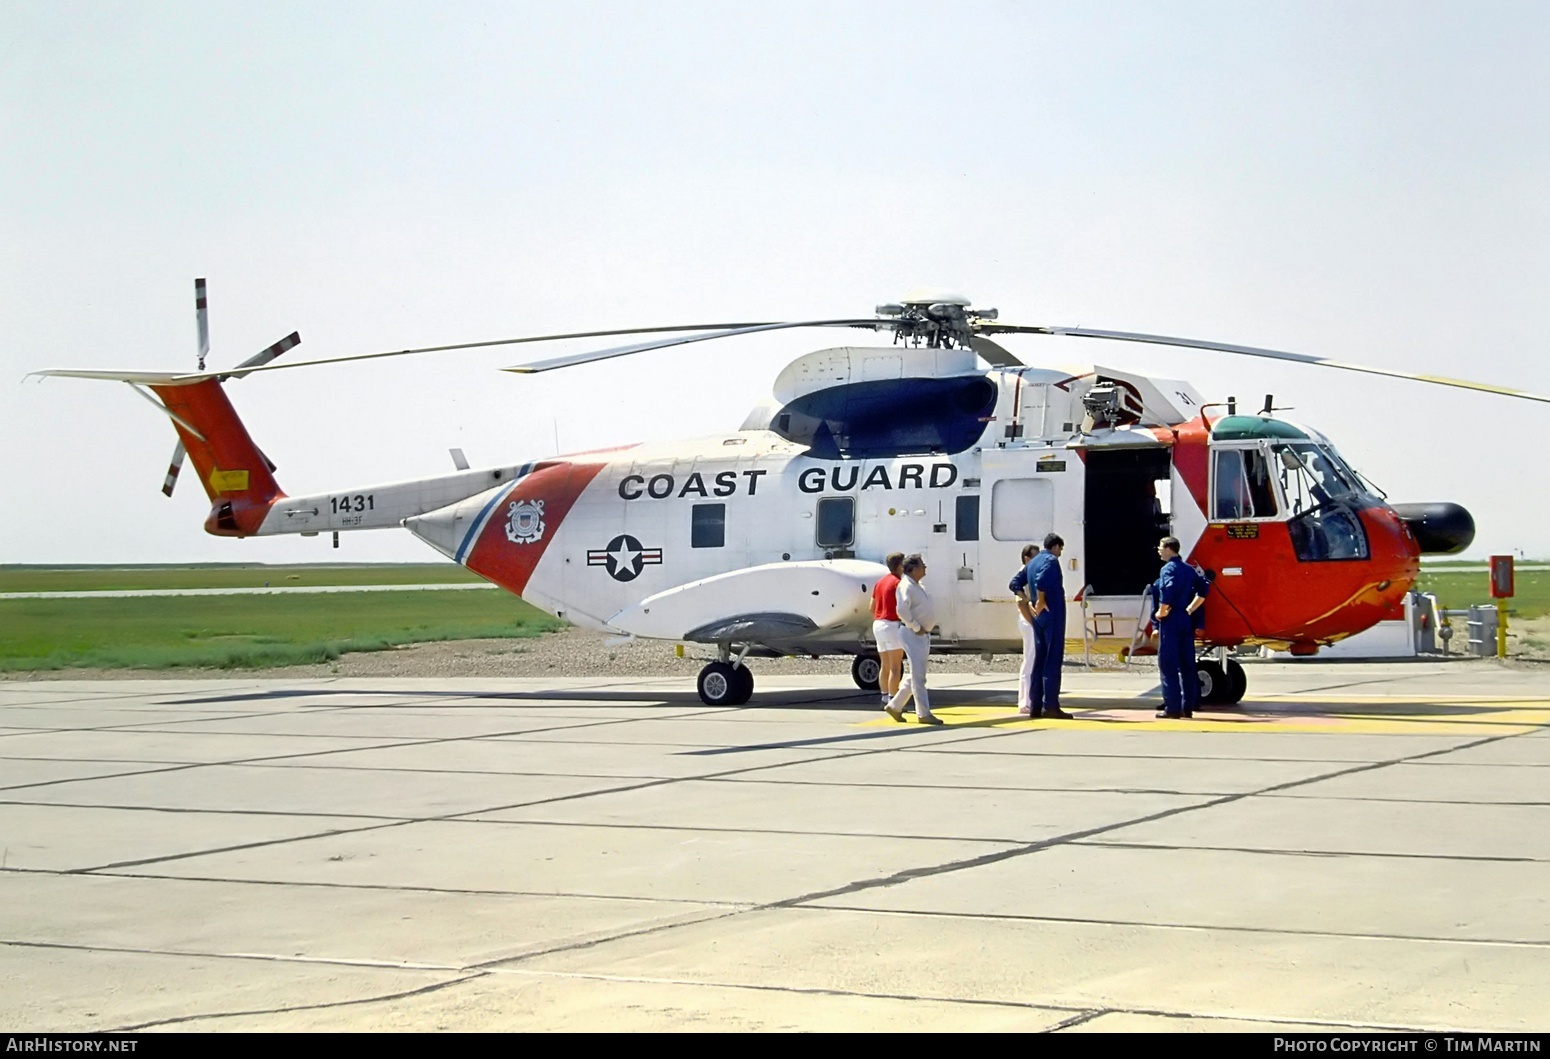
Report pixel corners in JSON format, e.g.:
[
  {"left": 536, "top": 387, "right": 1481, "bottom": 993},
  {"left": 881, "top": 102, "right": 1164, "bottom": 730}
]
[
  {"left": 1079, "top": 585, "right": 1094, "bottom": 669},
  {"left": 1125, "top": 585, "right": 1157, "bottom": 665}
]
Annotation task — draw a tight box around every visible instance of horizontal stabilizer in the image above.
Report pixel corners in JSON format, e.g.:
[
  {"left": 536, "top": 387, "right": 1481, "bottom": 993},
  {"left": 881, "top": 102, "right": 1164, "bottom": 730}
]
[{"left": 30, "top": 368, "right": 211, "bottom": 386}]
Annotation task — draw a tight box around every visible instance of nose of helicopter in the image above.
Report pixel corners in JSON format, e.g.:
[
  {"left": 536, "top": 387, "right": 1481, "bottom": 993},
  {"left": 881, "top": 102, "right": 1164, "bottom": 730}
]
[
  {"left": 1337, "top": 501, "right": 1472, "bottom": 637},
  {"left": 1287, "top": 504, "right": 1421, "bottom": 645}
]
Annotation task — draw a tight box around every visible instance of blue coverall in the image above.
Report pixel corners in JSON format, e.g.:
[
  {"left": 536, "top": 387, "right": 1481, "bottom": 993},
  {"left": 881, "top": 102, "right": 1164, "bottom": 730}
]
[
  {"left": 1025, "top": 551, "right": 1065, "bottom": 712},
  {"left": 1154, "top": 555, "right": 1210, "bottom": 715}
]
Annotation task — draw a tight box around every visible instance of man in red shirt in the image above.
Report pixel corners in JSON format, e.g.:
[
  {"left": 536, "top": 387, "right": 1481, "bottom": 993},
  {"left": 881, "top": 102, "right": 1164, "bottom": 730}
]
[{"left": 872, "top": 552, "right": 906, "bottom": 706}]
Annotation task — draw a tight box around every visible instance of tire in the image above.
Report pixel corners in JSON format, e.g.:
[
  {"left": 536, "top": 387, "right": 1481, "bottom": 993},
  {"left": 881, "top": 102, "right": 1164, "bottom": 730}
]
[
  {"left": 1225, "top": 659, "right": 1247, "bottom": 705},
  {"left": 698, "top": 662, "right": 742, "bottom": 706},
  {"left": 1196, "top": 659, "right": 1229, "bottom": 706},
  {"left": 731, "top": 663, "right": 755, "bottom": 705},
  {"left": 852, "top": 653, "right": 882, "bottom": 692}
]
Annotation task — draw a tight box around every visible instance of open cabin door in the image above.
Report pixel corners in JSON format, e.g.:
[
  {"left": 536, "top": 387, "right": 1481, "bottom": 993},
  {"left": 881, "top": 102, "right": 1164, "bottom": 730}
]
[{"left": 1081, "top": 446, "right": 1174, "bottom": 599}]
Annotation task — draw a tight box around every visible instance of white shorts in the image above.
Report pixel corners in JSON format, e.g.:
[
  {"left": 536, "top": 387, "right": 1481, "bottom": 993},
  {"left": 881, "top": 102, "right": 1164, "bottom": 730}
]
[{"left": 872, "top": 619, "right": 904, "bottom": 653}]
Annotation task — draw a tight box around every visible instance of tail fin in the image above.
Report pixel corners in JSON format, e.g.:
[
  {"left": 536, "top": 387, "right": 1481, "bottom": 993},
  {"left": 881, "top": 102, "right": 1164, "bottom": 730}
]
[
  {"left": 31, "top": 278, "right": 298, "bottom": 537},
  {"left": 147, "top": 377, "right": 285, "bottom": 536},
  {"left": 32, "top": 368, "right": 285, "bottom": 537}
]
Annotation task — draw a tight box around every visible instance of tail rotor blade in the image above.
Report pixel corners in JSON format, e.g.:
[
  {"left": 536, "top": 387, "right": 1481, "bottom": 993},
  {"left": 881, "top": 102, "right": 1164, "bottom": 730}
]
[
  {"left": 194, "top": 278, "right": 209, "bottom": 371},
  {"left": 161, "top": 440, "right": 186, "bottom": 497},
  {"left": 226, "top": 331, "right": 301, "bottom": 377}
]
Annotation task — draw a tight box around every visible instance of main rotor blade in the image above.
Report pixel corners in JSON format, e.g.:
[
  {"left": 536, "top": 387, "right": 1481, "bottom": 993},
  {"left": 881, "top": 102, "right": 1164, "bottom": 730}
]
[
  {"left": 968, "top": 335, "right": 1022, "bottom": 368},
  {"left": 981, "top": 324, "right": 1550, "bottom": 404},
  {"left": 502, "top": 319, "right": 888, "bottom": 374},
  {"left": 208, "top": 322, "right": 779, "bottom": 381}
]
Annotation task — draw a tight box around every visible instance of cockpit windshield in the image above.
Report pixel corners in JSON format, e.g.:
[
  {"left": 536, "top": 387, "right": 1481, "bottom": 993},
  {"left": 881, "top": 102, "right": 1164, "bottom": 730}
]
[{"left": 1273, "top": 442, "right": 1366, "bottom": 516}]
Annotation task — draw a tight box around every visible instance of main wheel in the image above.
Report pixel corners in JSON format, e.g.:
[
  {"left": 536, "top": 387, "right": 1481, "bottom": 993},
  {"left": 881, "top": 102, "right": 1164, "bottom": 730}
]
[
  {"left": 1224, "top": 658, "right": 1247, "bottom": 705},
  {"left": 731, "top": 663, "right": 755, "bottom": 705},
  {"left": 698, "top": 662, "right": 747, "bottom": 706},
  {"left": 1196, "top": 659, "right": 1229, "bottom": 706},
  {"left": 852, "top": 653, "right": 882, "bottom": 692}
]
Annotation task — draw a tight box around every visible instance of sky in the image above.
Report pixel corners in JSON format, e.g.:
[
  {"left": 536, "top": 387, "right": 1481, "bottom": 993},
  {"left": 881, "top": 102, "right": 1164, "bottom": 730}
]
[{"left": 4, "top": 0, "right": 1548, "bottom": 565}]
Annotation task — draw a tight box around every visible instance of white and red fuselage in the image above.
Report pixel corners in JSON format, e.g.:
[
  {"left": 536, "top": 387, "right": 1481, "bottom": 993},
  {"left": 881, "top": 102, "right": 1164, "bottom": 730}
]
[{"left": 146, "top": 344, "right": 1428, "bottom": 659}]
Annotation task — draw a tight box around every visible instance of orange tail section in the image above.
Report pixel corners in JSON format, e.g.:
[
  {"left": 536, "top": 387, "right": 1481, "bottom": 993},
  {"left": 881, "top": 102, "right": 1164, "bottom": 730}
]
[{"left": 148, "top": 379, "right": 285, "bottom": 536}]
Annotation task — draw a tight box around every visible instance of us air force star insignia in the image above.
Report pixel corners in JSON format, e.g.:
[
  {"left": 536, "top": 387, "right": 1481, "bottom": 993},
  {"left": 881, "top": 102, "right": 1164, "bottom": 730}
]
[
  {"left": 504, "top": 499, "right": 545, "bottom": 544},
  {"left": 586, "top": 534, "right": 664, "bottom": 582}
]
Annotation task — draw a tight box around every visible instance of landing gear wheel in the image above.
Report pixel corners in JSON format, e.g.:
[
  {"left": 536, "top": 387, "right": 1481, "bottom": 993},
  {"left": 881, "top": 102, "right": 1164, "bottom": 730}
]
[
  {"left": 852, "top": 653, "right": 882, "bottom": 692},
  {"left": 1224, "top": 659, "right": 1247, "bottom": 705},
  {"left": 698, "top": 661, "right": 754, "bottom": 706},
  {"left": 731, "top": 663, "right": 755, "bottom": 704},
  {"left": 1195, "top": 659, "right": 1230, "bottom": 706}
]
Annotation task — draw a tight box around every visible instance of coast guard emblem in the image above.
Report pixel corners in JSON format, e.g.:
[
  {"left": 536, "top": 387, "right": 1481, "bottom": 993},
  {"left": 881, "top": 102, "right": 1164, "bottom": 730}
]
[{"left": 504, "top": 499, "right": 546, "bottom": 544}]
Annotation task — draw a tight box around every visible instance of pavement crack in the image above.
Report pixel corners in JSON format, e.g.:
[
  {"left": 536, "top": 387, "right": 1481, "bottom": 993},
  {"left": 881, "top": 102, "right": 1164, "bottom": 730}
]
[
  {"left": 110, "top": 971, "right": 488, "bottom": 1031},
  {"left": 1076, "top": 839, "right": 1549, "bottom": 864},
  {"left": 489, "top": 965, "right": 1093, "bottom": 1017},
  {"left": 1045, "top": 1008, "right": 1109, "bottom": 1031},
  {"left": 804, "top": 904, "right": 1550, "bottom": 950}
]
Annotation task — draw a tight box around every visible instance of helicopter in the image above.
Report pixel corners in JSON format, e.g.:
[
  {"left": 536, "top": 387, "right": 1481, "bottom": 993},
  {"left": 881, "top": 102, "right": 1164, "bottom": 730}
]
[{"left": 35, "top": 283, "right": 1545, "bottom": 707}]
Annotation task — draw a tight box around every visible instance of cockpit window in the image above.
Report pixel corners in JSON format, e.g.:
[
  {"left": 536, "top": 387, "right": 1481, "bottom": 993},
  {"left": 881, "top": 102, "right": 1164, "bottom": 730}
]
[
  {"left": 1274, "top": 443, "right": 1362, "bottom": 516},
  {"left": 1288, "top": 505, "right": 1370, "bottom": 561},
  {"left": 1212, "top": 447, "right": 1279, "bottom": 520}
]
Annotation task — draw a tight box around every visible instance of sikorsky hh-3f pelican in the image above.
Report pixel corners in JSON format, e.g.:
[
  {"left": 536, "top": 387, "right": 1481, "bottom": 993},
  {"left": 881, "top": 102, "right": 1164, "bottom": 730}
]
[{"left": 35, "top": 284, "right": 1544, "bottom": 705}]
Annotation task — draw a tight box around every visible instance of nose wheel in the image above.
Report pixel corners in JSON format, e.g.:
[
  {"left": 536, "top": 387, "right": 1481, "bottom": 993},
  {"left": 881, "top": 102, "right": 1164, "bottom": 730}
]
[{"left": 698, "top": 661, "right": 755, "bottom": 706}]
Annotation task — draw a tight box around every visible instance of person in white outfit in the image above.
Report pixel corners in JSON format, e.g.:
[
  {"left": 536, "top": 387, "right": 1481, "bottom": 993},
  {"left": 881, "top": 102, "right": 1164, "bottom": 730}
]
[
  {"left": 884, "top": 554, "right": 941, "bottom": 725},
  {"left": 1009, "top": 544, "right": 1040, "bottom": 715}
]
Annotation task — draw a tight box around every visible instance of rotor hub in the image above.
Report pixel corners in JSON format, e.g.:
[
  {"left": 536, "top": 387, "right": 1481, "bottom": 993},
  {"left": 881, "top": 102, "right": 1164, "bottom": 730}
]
[{"left": 874, "top": 290, "right": 998, "bottom": 349}]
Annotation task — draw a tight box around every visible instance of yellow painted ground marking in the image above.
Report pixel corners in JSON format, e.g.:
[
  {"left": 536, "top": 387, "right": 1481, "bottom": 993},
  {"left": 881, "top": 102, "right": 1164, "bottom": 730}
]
[{"left": 857, "top": 693, "right": 1550, "bottom": 735}]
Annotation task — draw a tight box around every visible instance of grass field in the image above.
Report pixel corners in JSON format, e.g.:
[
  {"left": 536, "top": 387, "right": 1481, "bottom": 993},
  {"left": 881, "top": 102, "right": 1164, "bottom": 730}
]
[
  {"left": 0, "top": 564, "right": 481, "bottom": 593},
  {"left": 0, "top": 570, "right": 561, "bottom": 671},
  {"left": 1414, "top": 568, "right": 1550, "bottom": 619}
]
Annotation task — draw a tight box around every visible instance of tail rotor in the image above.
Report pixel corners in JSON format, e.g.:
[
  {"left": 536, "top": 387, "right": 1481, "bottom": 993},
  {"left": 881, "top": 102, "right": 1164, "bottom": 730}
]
[{"left": 161, "top": 278, "right": 299, "bottom": 497}]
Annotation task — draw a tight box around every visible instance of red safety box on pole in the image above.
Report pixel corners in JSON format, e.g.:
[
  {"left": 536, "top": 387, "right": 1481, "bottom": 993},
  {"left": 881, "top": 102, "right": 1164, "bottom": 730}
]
[{"left": 1489, "top": 556, "right": 1515, "bottom": 599}]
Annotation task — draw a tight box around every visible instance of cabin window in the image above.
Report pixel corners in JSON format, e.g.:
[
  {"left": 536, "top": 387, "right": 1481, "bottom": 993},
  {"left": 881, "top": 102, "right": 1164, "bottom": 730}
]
[
  {"left": 955, "top": 495, "right": 979, "bottom": 541},
  {"left": 990, "top": 478, "right": 1053, "bottom": 541},
  {"left": 815, "top": 497, "right": 855, "bottom": 548},
  {"left": 1212, "top": 448, "right": 1279, "bottom": 520},
  {"left": 691, "top": 503, "right": 725, "bottom": 548}
]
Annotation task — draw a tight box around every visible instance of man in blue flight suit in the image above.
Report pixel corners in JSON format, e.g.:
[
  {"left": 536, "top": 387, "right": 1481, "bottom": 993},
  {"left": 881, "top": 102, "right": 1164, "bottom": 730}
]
[
  {"left": 1153, "top": 536, "right": 1210, "bottom": 719},
  {"left": 1026, "top": 533, "right": 1072, "bottom": 719}
]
